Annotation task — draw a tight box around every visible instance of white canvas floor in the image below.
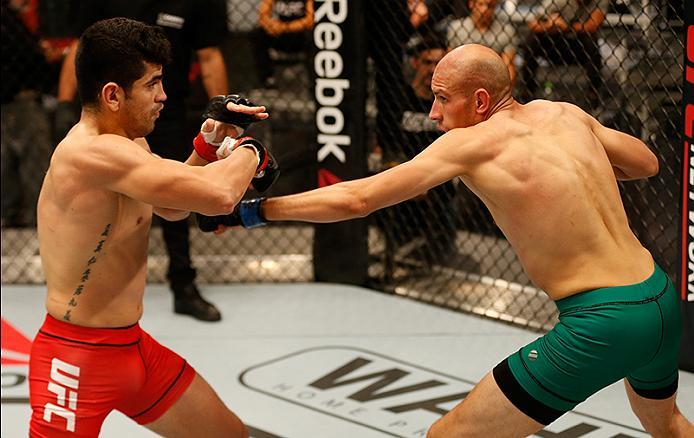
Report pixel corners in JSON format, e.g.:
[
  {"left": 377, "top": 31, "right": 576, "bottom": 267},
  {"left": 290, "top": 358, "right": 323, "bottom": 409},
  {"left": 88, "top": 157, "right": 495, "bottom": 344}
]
[{"left": 2, "top": 283, "right": 693, "bottom": 437}]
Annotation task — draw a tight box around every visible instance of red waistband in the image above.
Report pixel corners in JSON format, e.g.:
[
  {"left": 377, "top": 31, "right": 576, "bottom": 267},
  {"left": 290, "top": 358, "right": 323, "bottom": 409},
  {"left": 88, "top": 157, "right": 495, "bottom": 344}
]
[{"left": 39, "top": 314, "right": 142, "bottom": 346}]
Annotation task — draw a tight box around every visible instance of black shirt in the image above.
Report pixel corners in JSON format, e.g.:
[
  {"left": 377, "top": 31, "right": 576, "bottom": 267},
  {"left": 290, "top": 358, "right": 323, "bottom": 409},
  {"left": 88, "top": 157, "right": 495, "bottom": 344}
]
[
  {"left": 2, "top": 4, "right": 50, "bottom": 102},
  {"left": 399, "top": 86, "right": 439, "bottom": 160},
  {"left": 72, "top": 0, "right": 227, "bottom": 108}
]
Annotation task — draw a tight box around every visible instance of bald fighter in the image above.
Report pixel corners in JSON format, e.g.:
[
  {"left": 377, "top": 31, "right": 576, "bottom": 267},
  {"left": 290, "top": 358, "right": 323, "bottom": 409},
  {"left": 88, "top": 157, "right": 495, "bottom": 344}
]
[
  {"left": 30, "top": 18, "right": 276, "bottom": 437},
  {"left": 199, "top": 44, "right": 693, "bottom": 436}
]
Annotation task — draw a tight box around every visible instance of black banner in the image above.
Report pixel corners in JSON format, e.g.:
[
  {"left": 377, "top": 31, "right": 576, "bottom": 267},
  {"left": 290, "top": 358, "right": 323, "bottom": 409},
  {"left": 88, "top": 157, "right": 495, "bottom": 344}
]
[
  {"left": 312, "top": 0, "right": 368, "bottom": 284},
  {"left": 679, "top": 8, "right": 694, "bottom": 371}
]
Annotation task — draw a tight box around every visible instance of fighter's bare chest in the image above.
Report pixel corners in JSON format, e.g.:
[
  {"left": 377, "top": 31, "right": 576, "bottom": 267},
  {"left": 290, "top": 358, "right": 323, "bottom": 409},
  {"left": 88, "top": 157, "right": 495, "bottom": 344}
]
[{"left": 113, "top": 197, "right": 153, "bottom": 240}]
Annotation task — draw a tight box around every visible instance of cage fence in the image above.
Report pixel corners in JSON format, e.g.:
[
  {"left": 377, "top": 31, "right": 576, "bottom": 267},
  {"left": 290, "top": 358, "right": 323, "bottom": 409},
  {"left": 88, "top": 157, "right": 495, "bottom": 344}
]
[{"left": 1, "top": 0, "right": 684, "bottom": 332}]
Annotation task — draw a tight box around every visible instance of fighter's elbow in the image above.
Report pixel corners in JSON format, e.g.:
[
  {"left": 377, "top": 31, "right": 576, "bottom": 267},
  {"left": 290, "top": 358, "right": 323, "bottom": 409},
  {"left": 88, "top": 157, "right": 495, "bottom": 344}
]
[
  {"left": 350, "top": 197, "right": 370, "bottom": 219},
  {"left": 220, "top": 190, "right": 245, "bottom": 214},
  {"left": 341, "top": 187, "right": 370, "bottom": 219},
  {"left": 644, "top": 154, "right": 659, "bottom": 177},
  {"left": 204, "top": 188, "right": 244, "bottom": 216}
]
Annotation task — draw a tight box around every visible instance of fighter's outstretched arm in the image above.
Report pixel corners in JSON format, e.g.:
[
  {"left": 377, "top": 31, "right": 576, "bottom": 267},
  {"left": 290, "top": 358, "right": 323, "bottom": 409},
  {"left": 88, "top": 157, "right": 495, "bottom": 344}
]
[
  {"left": 260, "top": 158, "right": 452, "bottom": 223},
  {"left": 195, "top": 126, "right": 498, "bottom": 232},
  {"left": 262, "top": 128, "right": 484, "bottom": 223}
]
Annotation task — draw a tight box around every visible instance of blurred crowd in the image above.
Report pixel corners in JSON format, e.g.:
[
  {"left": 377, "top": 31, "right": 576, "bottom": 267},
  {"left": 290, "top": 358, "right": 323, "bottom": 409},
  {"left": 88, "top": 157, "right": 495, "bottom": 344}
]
[{"left": 1, "top": 0, "right": 644, "bottom": 228}]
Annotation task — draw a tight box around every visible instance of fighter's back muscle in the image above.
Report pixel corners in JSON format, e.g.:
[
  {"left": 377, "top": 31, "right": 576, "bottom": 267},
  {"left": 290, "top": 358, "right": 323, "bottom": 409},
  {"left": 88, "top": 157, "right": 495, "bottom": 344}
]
[
  {"left": 38, "top": 132, "right": 152, "bottom": 325},
  {"left": 463, "top": 101, "right": 650, "bottom": 297}
]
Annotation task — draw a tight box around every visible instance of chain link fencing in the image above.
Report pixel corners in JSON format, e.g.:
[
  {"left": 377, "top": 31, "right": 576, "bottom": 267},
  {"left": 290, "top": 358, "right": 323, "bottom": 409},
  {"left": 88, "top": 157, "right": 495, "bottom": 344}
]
[
  {"left": 1, "top": 0, "right": 684, "bottom": 332},
  {"left": 363, "top": 0, "right": 683, "bottom": 330}
]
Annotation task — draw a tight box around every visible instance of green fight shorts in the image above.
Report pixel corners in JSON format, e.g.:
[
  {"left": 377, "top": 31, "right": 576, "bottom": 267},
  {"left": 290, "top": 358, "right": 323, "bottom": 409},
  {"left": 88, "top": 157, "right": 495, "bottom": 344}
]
[{"left": 493, "top": 263, "right": 681, "bottom": 425}]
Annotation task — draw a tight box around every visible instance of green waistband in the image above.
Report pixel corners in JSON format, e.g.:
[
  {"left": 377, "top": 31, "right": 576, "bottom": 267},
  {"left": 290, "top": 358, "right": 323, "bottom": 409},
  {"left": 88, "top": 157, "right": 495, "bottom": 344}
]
[{"left": 555, "top": 263, "right": 670, "bottom": 314}]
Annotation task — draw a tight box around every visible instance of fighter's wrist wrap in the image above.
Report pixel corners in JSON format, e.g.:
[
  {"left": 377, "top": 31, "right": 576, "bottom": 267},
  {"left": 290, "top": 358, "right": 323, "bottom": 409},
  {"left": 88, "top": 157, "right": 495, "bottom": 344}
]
[
  {"left": 214, "top": 136, "right": 260, "bottom": 166},
  {"left": 232, "top": 137, "right": 268, "bottom": 175},
  {"left": 193, "top": 132, "right": 219, "bottom": 162},
  {"left": 239, "top": 198, "right": 267, "bottom": 228}
]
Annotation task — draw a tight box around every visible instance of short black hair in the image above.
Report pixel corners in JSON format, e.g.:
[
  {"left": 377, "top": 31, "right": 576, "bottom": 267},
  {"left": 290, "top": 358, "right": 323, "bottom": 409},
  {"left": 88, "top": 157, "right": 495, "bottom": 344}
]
[{"left": 75, "top": 17, "right": 171, "bottom": 107}]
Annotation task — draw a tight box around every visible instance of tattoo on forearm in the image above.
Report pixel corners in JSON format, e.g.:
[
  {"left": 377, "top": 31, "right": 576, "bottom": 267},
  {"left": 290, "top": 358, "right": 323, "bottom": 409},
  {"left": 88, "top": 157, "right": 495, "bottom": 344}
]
[{"left": 63, "top": 223, "right": 111, "bottom": 321}]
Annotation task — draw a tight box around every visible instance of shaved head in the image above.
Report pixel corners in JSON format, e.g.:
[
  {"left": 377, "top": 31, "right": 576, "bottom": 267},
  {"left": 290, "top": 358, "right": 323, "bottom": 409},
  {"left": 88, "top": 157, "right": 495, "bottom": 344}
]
[
  {"left": 428, "top": 44, "right": 514, "bottom": 130},
  {"left": 437, "top": 44, "right": 511, "bottom": 103}
]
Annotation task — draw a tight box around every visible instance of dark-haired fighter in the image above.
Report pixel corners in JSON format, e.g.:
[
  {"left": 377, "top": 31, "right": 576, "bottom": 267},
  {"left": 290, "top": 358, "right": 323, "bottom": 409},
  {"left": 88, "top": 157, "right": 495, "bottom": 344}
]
[
  {"left": 29, "top": 18, "right": 272, "bottom": 437},
  {"left": 55, "top": 0, "right": 234, "bottom": 322},
  {"left": 201, "top": 44, "right": 693, "bottom": 437}
]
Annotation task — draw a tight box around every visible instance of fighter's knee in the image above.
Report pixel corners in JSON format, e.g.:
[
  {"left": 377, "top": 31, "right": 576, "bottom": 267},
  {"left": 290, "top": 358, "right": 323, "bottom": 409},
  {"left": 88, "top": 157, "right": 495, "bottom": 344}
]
[{"left": 426, "top": 418, "right": 444, "bottom": 438}]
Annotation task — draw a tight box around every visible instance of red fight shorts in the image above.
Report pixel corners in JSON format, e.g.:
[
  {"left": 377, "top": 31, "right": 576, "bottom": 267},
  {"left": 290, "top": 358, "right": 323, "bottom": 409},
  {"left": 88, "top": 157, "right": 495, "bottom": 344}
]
[{"left": 29, "top": 314, "right": 196, "bottom": 437}]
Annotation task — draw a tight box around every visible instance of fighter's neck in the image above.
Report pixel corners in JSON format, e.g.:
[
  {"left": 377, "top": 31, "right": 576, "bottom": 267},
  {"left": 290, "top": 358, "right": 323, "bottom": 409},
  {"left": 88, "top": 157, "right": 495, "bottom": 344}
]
[
  {"left": 79, "top": 110, "right": 133, "bottom": 139},
  {"left": 485, "top": 95, "right": 516, "bottom": 121}
]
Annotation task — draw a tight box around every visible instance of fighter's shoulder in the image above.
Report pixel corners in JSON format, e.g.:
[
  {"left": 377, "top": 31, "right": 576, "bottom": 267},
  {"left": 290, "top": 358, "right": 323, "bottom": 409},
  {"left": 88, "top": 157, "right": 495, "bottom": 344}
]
[
  {"left": 525, "top": 100, "right": 593, "bottom": 126},
  {"left": 475, "top": 115, "right": 523, "bottom": 139},
  {"left": 57, "top": 134, "right": 151, "bottom": 180},
  {"left": 76, "top": 135, "right": 156, "bottom": 164},
  {"left": 440, "top": 124, "right": 507, "bottom": 163},
  {"left": 550, "top": 100, "right": 592, "bottom": 121}
]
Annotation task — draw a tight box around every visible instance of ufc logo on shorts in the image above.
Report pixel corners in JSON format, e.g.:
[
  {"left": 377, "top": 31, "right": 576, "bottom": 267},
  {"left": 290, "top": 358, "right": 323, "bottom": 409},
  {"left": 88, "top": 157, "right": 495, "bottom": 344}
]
[{"left": 43, "top": 357, "right": 80, "bottom": 432}]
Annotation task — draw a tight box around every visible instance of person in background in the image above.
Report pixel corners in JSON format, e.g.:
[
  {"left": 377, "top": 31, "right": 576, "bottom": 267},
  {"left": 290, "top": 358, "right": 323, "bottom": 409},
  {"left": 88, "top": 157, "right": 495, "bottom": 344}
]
[
  {"left": 521, "top": 0, "right": 607, "bottom": 108},
  {"left": 253, "top": 0, "right": 314, "bottom": 88},
  {"left": 56, "top": 0, "right": 231, "bottom": 321},
  {"left": 377, "top": 33, "right": 466, "bottom": 268},
  {"left": 1, "top": 0, "right": 54, "bottom": 228},
  {"left": 447, "top": 0, "right": 518, "bottom": 86},
  {"left": 408, "top": 0, "right": 429, "bottom": 29}
]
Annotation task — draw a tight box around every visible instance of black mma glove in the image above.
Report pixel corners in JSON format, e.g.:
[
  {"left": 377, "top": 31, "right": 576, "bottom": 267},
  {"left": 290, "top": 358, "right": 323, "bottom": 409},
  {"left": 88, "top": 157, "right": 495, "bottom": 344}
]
[
  {"left": 197, "top": 198, "right": 267, "bottom": 232},
  {"left": 201, "top": 94, "right": 263, "bottom": 135},
  {"left": 216, "top": 136, "right": 280, "bottom": 193}
]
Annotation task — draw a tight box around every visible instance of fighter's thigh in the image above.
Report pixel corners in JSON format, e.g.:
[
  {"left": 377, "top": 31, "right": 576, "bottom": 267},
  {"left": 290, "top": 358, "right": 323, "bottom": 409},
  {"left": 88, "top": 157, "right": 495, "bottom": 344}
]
[
  {"left": 144, "top": 373, "right": 248, "bottom": 438},
  {"left": 427, "top": 372, "right": 544, "bottom": 438}
]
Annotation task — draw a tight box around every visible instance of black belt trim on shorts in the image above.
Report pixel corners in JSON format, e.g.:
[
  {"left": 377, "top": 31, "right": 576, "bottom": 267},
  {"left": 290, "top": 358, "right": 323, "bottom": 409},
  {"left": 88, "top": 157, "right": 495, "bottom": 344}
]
[
  {"left": 38, "top": 330, "right": 140, "bottom": 348},
  {"left": 629, "top": 377, "right": 679, "bottom": 400},
  {"left": 517, "top": 350, "right": 582, "bottom": 404},
  {"left": 131, "top": 361, "right": 189, "bottom": 419},
  {"left": 560, "top": 280, "right": 669, "bottom": 317},
  {"left": 493, "top": 358, "right": 565, "bottom": 425}
]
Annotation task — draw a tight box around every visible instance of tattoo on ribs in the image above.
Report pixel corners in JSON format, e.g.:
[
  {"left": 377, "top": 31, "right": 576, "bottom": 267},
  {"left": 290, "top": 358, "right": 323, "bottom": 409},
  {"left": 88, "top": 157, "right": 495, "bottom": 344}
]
[{"left": 63, "top": 223, "right": 112, "bottom": 321}]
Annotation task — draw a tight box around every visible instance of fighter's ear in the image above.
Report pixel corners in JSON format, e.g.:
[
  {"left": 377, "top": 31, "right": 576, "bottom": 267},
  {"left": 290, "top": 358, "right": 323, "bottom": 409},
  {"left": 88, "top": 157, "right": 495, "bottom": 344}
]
[
  {"left": 101, "top": 82, "right": 123, "bottom": 113},
  {"left": 474, "top": 88, "right": 491, "bottom": 113}
]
